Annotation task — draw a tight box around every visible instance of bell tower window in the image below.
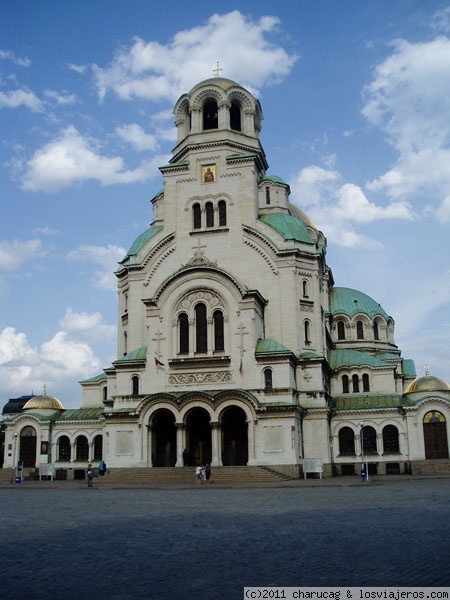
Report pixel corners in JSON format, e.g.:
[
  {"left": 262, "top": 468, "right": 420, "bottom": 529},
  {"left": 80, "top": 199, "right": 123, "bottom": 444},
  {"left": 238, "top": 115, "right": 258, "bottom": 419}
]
[
  {"left": 195, "top": 303, "right": 208, "bottom": 353},
  {"left": 193, "top": 203, "right": 201, "bottom": 229},
  {"left": 230, "top": 101, "right": 241, "bottom": 131},
  {"left": 205, "top": 202, "right": 214, "bottom": 228},
  {"left": 203, "top": 100, "right": 218, "bottom": 130},
  {"left": 218, "top": 200, "right": 227, "bottom": 226}
]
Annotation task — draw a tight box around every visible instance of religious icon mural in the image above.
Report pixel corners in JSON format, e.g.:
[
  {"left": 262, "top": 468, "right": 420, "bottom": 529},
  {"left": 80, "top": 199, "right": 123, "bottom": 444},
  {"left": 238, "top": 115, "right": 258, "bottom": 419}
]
[{"left": 203, "top": 165, "right": 215, "bottom": 183}]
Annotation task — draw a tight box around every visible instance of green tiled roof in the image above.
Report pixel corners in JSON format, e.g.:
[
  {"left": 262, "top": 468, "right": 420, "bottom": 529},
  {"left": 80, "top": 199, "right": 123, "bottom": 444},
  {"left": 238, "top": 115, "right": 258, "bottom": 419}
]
[
  {"left": 256, "top": 338, "right": 291, "bottom": 354},
  {"left": 402, "top": 359, "right": 417, "bottom": 377},
  {"left": 329, "top": 287, "right": 389, "bottom": 319},
  {"left": 260, "top": 175, "right": 287, "bottom": 185},
  {"left": 79, "top": 372, "right": 107, "bottom": 384},
  {"left": 260, "top": 213, "right": 315, "bottom": 245},
  {"left": 122, "top": 226, "right": 163, "bottom": 261},
  {"left": 54, "top": 407, "right": 104, "bottom": 421},
  {"left": 329, "top": 349, "right": 388, "bottom": 370},
  {"left": 333, "top": 394, "right": 402, "bottom": 410},
  {"left": 114, "top": 346, "right": 147, "bottom": 364}
]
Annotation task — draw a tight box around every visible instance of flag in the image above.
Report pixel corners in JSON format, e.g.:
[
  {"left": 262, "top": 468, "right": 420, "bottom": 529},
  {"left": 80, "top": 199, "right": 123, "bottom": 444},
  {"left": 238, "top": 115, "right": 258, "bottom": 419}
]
[{"left": 154, "top": 357, "right": 165, "bottom": 369}]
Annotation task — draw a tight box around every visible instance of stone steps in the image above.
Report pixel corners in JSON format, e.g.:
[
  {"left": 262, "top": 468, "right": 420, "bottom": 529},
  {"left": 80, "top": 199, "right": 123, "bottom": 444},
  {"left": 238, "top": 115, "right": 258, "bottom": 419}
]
[{"left": 95, "top": 465, "right": 291, "bottom": 484}]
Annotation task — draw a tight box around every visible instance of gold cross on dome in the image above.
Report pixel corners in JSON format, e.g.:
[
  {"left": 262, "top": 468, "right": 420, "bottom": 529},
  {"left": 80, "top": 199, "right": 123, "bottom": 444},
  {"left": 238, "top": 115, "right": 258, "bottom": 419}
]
[
  {"left": 212, "top": 62, "right": 223, "bottom": 78},
  {"left": 42, "top": 383, "right": 47, "bottom": 395}
]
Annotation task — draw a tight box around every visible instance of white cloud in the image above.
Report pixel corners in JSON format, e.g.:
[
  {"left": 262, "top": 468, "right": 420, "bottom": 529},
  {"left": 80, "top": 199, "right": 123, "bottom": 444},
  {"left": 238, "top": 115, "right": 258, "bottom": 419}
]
[
  {"left": 20, "top": 126, "right": 163, "bottom": 192},
  {"left": 0, "top": 88, "right": 43, "bottom": 112},
  {"left": 116, "top": 123, "right": 157, "bottom": 151},
  {"left": 93, "top": 11, "right": 297, "bottom": 102},
  {"left": 32, "top": 226, "right": 58, "bottom": 236},
  {"left": 44, "top": 89, "right": 77, "bottom": 105},
  {"left": 362, "top": 36, "right": 450, "bottom": 213},
  {"left": 60, "top": 308, "right": 116, "bottom": 342},
  {"left": 0, "top": 326, "right": 102, "bottom": 400},
  {"left": 66, "top": 62, "right": 88, "bottom": 74},
  {"left": 0, "top": 239, "right": 45, "bottom": 273},
  {"left": 67, "top": 243, "right": 125, "bottom": 291},
  {"left": 0, "top": 49, "right": 31, "bottom": 67}
]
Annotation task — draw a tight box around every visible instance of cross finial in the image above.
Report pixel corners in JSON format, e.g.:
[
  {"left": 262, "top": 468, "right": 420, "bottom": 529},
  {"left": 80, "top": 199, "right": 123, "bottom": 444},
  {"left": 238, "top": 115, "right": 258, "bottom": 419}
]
[
  {"left": 424, "top": 364, "right": 430, "bottom": 376},
  {"left": 212, "top": 61, "right": 223, "bottom": 78},
  {"left": 43, "top": 383, "right": 47, "bottom": 395}
]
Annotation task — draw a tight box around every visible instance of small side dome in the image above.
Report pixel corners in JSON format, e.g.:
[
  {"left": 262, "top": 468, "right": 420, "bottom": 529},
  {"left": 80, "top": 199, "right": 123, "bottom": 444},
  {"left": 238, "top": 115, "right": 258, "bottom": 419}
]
[
  {"left": 406, "top": 374, "right": 450, "bottom": 393},
  {"left": 23, "top": 393, "right": 64, "bottom": 411}
]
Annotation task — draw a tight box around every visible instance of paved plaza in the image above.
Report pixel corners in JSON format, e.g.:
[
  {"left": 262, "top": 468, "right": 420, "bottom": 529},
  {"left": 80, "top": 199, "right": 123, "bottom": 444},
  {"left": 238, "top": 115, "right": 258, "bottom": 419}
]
[{"left": 0, "top": 477, "right": 449, "bottom": 599}]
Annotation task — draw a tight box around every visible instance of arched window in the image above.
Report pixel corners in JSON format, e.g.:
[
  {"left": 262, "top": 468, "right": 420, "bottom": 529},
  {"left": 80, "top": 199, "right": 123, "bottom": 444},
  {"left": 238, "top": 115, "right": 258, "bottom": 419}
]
[
  {"left": 123, "top": 331, "right": 127, "bottom": 356},
  {"left": 76, "top": 435, "right": 89, "bottom": 462},
  {"left": 93, "top": 435, "right": 103, "bottom": 461},
  {"left": 264, "top": 368, "right": 273, "bottom": 390},
  {"left": 423, "top": 411, "right": 449, "bottom": 459},
  {"left": 230, "top": 101, "right": 241, "bottom": 131},
  {"left": 302, "top": 280, "right": 308, "bottom": 298},
  {"left": 342, "top": 375, "right": 349, "bottom": 394},
  {"left": 193, "top": 203, "right": 201, "bottom": 229},
  {"left": 265, "top": 186, "right": 271, "bottom": 205},
  {"left": 102, "top": 386, "right": 107, "bottom": 401},
  {"left": 195, "top": 303, "right": 207, "bottom": 353},
  {"left": 179, "top": 313, "right": 189, "bottom": 354},
  {"left": 352, "top": 374, "right": 359, "bottom": 393},
  {"left": 132, "top": 376, "right": 139, "bottom": 396},
  {"left": 337, "top": 321, "right": 346, "bottom": 340},
  {"left": 373, "top": 321, "right": 379, "bottom": 340},
  {"left": 339, "top": 427, "right": 355, "bottom": 455},
  {"left": 205, "top": 202, "right": 214, "bottom": 228},
  {"left": 213, "top": 310, "right": 224, "bottom": 351},
  {"left": 58, "top": 436, "right": 71, "bottom": 461},
  {"left": 203, "top": 100, "right": 218, "bottom": 130},
  {"left": 218, "top": 200, "right": 227, "bottom": 226},
  {"left": 362, "top": 373, "right": 370, "bottom": 392},
  {"left": 361, "top": 426, "right": 377, "bottom": 454},
  {"left": 356, "top": 320, "right": 364, "bottom": 339},
  {"left": 383, "top": 425, "right": 399, "bottom": 453},
  {"left": 304, "top": 320, "right": 311, "bottom": 345}
]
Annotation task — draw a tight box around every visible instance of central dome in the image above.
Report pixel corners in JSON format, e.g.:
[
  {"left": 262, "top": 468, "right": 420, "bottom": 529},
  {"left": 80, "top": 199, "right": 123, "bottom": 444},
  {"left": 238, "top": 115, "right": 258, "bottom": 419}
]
[{"left": 23, "top": 394, "right": 64, "bottom": 411}]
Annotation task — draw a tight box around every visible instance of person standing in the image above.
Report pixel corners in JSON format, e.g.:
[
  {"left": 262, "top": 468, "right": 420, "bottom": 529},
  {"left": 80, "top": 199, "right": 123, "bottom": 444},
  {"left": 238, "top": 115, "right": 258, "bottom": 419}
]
[
  {"left": 87, "top": 463, "right": 94, "bottom": 487},
  {"left": 98, "top": 459, "right": 106, "bottom": 476}
]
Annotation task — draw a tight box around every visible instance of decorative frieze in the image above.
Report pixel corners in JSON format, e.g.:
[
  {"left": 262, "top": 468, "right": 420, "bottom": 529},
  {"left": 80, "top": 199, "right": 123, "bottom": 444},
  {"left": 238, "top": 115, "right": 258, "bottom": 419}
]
[{"left": 168, "top": 371, "right": 233, "bottom": 385}]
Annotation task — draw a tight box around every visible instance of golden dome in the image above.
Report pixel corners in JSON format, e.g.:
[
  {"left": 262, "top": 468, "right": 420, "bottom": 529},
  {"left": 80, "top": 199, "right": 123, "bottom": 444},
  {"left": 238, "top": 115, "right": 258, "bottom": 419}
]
[
  {"left": 405, "top": 375, "right": 450, "bottom": 394},
  {"left": 23, "top": 393, "right": 64, "bottom": 411}
]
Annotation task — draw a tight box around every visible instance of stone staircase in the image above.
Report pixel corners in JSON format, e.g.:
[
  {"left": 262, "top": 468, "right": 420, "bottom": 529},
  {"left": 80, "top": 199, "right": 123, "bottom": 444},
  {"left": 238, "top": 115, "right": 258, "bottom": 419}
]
[
  {"left": 411, "top": 459, "right": 450, "bottom": 475},
  {"left": 95, "top": 465, "right": 292, "bottom": 485}
]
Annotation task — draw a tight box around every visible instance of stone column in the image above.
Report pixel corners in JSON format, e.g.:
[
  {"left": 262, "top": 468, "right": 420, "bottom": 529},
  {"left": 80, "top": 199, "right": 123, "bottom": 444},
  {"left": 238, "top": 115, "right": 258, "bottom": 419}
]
[
  {"left": 246, "top": 419, "right": 256, "bottom": 465},
  {"left": 210, "top": 421, "right": 222, "bottom": 467},
  {"left": 175, "top": 423, "right": 185, "bottom": 467}
]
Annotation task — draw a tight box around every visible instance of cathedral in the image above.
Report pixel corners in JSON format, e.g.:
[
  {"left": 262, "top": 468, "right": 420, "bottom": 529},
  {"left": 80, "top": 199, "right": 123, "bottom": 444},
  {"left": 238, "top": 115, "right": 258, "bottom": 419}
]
[{"left": 2, "top": 75, "right": 450, "bottom": 479}]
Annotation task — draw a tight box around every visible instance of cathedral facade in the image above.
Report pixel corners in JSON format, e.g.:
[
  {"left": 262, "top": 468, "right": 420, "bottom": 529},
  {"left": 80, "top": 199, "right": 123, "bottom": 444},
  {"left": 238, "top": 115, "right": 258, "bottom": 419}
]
[{"left": 3, "top": 76, "right": 450, "bottom": 478}]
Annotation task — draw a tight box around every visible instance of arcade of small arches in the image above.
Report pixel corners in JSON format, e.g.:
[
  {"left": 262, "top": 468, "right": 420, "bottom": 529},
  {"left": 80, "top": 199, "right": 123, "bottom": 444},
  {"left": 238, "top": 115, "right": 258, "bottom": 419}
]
[
  {"left": 141, "top": 403, "right": 252, "bottom": 468},
  {"left": 192, "top": 199, "right": 227, "bottom": 230},
  {"left": 333, "top": 316, "right": 394, "bottom": 343},
  {"left": 341, "top": 372, "right": 371, "bottom": 394}
]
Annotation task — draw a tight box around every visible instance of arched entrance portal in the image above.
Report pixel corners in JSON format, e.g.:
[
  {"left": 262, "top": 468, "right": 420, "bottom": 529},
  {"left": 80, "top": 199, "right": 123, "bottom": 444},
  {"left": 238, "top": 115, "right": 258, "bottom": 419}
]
[
  {"left": 221, "top": 406, "right": 248, "bottom": 466},
  {"left": 186, "top": 408, "right": 211, "bottom": 466},
  {"left": 423, "top": 411, "right": 449, "bottom": 459},
  {"left": 19, "top": 426, "right": 37, "bottom": 468},
  {"left": 152, "top": 409, "right": 176, "bottom": 466}
]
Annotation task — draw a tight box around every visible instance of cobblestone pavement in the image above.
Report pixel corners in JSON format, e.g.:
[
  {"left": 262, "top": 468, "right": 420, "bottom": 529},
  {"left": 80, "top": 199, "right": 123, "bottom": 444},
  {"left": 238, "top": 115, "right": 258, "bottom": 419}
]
[{"left": 0, "top": 477, "right": 449, "bottom": 599}]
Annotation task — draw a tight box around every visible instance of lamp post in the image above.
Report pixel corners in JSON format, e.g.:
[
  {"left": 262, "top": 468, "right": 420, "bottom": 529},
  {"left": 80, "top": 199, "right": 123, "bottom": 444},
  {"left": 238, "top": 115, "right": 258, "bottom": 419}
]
[
  {"left": 10, "top": 432, "right": 18, "bottom": 484},
  {"left": 359, "top": 421, "right": 369, "bottom": 482}
]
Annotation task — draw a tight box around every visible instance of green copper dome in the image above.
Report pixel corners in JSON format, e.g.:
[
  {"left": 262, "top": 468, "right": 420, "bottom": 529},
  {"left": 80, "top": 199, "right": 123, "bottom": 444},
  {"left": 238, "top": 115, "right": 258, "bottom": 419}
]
[{"left": 330, "top": 287, "right": 389, "bottom": 319}]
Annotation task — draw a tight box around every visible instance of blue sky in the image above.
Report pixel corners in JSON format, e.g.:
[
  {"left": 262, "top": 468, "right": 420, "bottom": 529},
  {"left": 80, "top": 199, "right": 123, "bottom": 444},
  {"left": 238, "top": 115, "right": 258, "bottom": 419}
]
[{"left": 1, "top": 1, "right": 450, "bottom": 408}]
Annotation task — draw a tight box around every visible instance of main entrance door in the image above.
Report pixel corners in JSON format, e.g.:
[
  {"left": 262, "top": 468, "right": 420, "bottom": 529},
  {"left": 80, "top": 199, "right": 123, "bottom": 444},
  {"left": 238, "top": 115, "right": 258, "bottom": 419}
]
[
  {"left": 152, "top": 409, "right": 176, "bottom": 466},
  {"left": 186, "top": 408, "right": 211, "bottom": 465},
  {"left": 423, "top": 411, "right": 449, "bottom": 459},
  {"left": 221, "top": 406, "right": 248, "bottom": 466},
  {"left": 19, "top": 426, "right": 37, "bottom": 468}
]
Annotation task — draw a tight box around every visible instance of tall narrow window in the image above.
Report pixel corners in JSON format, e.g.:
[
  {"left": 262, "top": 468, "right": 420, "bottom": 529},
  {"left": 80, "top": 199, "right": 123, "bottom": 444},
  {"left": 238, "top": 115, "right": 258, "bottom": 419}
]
[
  {"left": 352, "top": 374, "right": 359, "bottom": 393},
  {"left": 203, "top": 100, "right": 218, "bottom": 130},
  {"left": 102, "top": 386, "right": 107, "bottom": 401},
  {"left": 195, "top": 303, "right": 207, "bottom": 353},
  {"left": 302, "top": 280, "right": 308, "bottom": 297},
  {"left": 362, "top": 373, "right": 370, "bottom": 392},
  {"left": 230, "top": 101, "right": 241, "bottom": 131},
  {"left": 132, "top": 376, "right": 139, "bottom": 396},
  {"left": 383, "top": 425, "right": 399, "bottom": 453},
  {"left": 362, "top": 426, "right": 377, "bottom": 454},
  {"left": 337, "top": 321, "right": 346, "bottom": 340},
  {"left": 179, "top": 313, "right": 189, "bottom": 354},
  {"left": 356, "top": 320, "right": 364, "bottom": 339},
  {"left": 218, "top": 200, "right": 227, "bottom": 226},
  {"left": 264, "top": 368, "right": 273, "bottom": 390},
  {"left": 339, "top": 427, "right": 355, "bottom": 455},
  {"left": 265, "top": 187, "right": 271, "bottom": 205},
  {"left": 58, "top": 436, "right": 71, "bottom": 461},
  {"left": 213, "top": 310, "right": 224, "bottom": 351},
  {"left": 205, "top": 202, "right": 214, "bottom": 228},
  {"left": 76, "top": 436, "right": 89, "bottom": 461},
  {"left": 342, "top": 375, "right": 349, "bottom": 394},
  {"left": 373, "top": 321, "right": 379, "bottom": 340},
  {"left": 123, "top": 331, "right": 128, "bottom": 356},
  {"left": 93, "top": 435, "right": 103, "bottom": 461},
  {"left": 304, "top": 321, "right": 311, "bottom": 344},
  {"left": 193, "top": 203, "right": 201, "bottom": 229}
]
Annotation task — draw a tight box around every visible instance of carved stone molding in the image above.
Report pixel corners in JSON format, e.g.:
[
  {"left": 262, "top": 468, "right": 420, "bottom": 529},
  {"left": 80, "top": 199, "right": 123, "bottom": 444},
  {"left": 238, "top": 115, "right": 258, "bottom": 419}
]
[{"left": 168, "top": 371, "right": 233, "bottom": 385}]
